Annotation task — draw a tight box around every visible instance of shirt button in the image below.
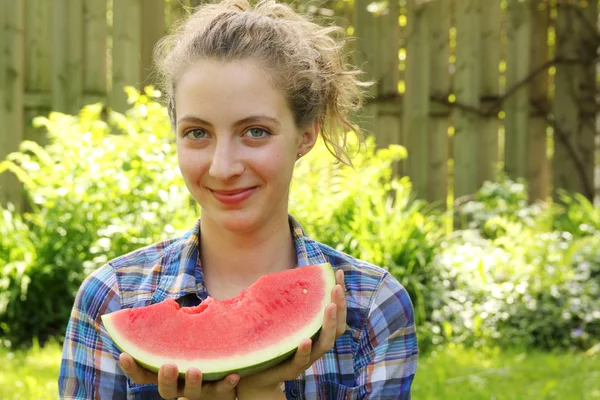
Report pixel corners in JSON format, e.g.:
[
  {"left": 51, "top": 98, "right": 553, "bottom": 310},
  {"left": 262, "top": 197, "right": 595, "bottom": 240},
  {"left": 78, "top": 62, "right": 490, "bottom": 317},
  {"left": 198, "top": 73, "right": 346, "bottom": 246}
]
[{"left": 290, "top": 387, "right": 300, "bottom": 397}]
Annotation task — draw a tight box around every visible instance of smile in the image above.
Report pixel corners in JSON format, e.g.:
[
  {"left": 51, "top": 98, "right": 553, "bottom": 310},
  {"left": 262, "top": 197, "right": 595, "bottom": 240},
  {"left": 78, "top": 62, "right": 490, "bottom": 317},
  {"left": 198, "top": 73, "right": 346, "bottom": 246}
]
[{"left": 210, "top": 187, "right": 257, "bottom": 205}]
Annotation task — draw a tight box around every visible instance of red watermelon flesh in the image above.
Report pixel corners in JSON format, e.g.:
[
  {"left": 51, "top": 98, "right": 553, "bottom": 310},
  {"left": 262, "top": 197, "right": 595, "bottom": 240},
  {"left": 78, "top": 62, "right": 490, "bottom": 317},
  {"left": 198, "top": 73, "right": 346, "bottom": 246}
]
[{"left": 101, "top": 263, "right": 336, "bottom": 380}]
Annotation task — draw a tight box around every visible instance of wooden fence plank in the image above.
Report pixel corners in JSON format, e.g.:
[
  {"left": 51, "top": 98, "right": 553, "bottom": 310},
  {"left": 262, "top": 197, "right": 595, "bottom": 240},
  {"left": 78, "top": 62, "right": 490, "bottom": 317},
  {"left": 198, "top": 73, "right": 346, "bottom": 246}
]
[
  {"left": 527, "top": 0, "right": 550, "bottom": 201},
  {"left": 353, "top": 0, "right": 380, "bottom": 138},
  {"left": 24, "top": 0, "right": 53, "bottom": 145},
  {"left": 111, "top": 0, "right": 142, "bottom": 112},
  {"left": 453, "top": 0, "right": 482, "bottom": 199},
  {"left": 25, "top": 0, "right": 53, "bottom": 94},
  {"left": 404, "top": 0, "right": 431, "bottom": 199},
  {"left": 141, "top": 0, "right": 167, "bottom": 88},
  {"left": 52, "top": 0, "right": 84, "bottom": 114},
  {"left": 427, "top": 0, "right": 451, "bottom": 205},
  {"left": 52, "top": 0, "right": 69, "bottom": 113},
  {"left": 0, "top": 0, "right": 25, "bottom": 210},
  {"left": 552, "top": 1, "right": 596, "bottom": 199},
  {"left": 375, "top": 0, "right": 400, "bottom": 149},
  {"left": 479, "top": 0, "right": 501, "bottom": 186},
  {"left": 84, "top": 0, "right": 108, "bottom": 96},
  {"left": 505, "top": 0, "right": 531, "bottom": 184},
  {"left": 69, "top": 0, "right": 84, "bottom": 111}
]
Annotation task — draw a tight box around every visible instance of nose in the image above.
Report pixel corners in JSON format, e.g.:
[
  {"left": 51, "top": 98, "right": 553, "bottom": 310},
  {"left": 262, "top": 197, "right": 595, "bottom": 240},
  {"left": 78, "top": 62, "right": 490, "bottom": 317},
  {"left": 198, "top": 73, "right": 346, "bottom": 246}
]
[{"left": 208, "top": 138, "right": 244, "bottom": 181}]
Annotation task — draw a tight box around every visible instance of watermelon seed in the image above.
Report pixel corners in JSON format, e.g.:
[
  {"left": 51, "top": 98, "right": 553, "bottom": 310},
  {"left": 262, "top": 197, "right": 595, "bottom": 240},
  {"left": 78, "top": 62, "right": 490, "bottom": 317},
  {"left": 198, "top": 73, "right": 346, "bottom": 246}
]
[{"left": 303, "top": 289, "right": 308, "bottom": 294}]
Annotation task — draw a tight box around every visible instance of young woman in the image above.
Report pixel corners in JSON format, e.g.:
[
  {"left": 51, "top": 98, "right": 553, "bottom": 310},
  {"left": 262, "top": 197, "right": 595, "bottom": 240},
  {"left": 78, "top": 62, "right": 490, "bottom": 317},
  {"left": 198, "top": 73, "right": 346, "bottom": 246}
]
[{"left": 59, "top": 1, "right": 418, "bottom": 399}]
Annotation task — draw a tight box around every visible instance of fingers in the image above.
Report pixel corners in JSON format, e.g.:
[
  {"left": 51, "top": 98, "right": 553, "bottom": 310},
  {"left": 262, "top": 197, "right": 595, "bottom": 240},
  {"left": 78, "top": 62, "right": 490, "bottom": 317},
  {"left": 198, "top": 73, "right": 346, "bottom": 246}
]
[
  {"left": 254, "top": 338, "right": 312, "bottom": 386},
  {"left": 183, "top": 368, "right": 202, "bottom": 400},
  {"left": 119, "top": 353, "right": 158, "bottom": 385},
  {"left": 157, "top": 363, "right": 180, "bottom": 399},
  {"left": 287, "top": 338, "right": 313, "bottom": 376},
  {"left": 120, "top": 354, "right": 238, "bottom": 400},
  {"left": 335, "top": 284, "right": 348, "bottom": 337},
  {"left": 312, "top": 303, "right": 338, "bottom": 359},
  {"left": 336, "top": 269, "right": 345, "bottom": 289},
  {"left": 200, "top": 374, "right": 240, "bottom": 398},
  {"left": 333, "top": 270, "right": 348, "bottom": 337},
  {"left": 181, "top": 369, "right": 202, "bottom": 399},
  {"left": 308, "top": 274, "right": 347, "bottom": 364}
]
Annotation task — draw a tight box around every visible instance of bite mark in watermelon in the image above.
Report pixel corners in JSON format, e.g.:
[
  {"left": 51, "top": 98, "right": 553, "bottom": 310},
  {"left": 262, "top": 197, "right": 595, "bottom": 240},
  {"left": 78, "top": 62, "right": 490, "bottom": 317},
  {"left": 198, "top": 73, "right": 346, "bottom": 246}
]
[{"left": 101, "top": 263, "right": 336, "bottom": 380}]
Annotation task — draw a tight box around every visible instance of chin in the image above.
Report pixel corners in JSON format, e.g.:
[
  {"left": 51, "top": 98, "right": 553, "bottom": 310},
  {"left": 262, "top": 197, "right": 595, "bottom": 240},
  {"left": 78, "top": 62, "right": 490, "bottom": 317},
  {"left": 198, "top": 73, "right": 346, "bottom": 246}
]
[{"left": 208, "top": 210, "right": 265, "bottom": 233}]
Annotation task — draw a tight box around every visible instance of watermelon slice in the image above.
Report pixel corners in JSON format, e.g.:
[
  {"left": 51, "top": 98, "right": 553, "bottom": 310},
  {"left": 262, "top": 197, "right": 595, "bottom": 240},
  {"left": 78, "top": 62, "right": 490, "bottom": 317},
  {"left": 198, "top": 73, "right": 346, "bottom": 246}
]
[{"left": 101, "top": 263, "right": 336, "bottom": 381}]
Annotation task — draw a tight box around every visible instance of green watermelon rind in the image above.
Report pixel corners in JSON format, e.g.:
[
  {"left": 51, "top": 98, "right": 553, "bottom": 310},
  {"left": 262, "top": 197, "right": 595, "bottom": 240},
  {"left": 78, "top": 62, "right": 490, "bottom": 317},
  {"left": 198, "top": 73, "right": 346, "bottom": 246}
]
[
  {"left": 135, "top": 330, "right": 321, "bottom": 381},
  {"left": 101, "top": 263, "right": 336, "bottom": 382}
]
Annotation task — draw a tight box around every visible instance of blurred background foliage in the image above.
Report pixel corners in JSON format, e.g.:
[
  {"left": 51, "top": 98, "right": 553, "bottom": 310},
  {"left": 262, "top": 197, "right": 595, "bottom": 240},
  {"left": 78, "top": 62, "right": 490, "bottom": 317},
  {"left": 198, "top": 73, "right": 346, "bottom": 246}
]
[{"left": 1, "top": 89, "right": 598, "bottom": 357}]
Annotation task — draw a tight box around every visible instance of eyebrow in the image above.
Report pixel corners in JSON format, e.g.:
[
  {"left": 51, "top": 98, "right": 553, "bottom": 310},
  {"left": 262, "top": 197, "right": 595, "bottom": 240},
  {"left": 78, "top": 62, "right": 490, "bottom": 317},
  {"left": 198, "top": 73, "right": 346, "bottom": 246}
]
[{"left": 176, "top": 115, "right": 282, "bottom": 128}]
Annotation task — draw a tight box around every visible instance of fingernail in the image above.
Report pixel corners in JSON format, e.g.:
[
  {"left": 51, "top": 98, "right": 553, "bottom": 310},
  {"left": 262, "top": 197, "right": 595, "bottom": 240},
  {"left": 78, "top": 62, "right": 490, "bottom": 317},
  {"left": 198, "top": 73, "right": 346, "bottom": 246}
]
[
  {"left": 165, "top": 365, "right": 177, "bottom": 378},
  {"left": 331, "top": 306, "right": 337, "bottom": 320},
  {"left": 187, "top": 370, "right": 200, "bottom": 383},
  {"left": 307, "top": 341, "right": 314, "bottom": 352},
  {"left": 229, "top": 376, "right": 239, "bottom": 386}
]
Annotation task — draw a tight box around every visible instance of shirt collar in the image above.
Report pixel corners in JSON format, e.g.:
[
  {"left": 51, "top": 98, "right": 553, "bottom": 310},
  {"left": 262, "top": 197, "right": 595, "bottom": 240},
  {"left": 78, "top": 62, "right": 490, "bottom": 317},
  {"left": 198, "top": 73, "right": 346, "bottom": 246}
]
[
  {"left": 151, "top": 215, "right": 327, "bottom": 304},
  {"left": 151, "top": 218, "right": 205, "bottom": 304}
]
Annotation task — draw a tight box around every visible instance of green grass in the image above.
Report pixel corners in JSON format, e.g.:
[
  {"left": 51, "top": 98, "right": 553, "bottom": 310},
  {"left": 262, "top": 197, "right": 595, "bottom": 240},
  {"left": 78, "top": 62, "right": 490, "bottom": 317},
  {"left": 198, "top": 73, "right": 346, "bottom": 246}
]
[
  {"left": 0, "top": 340, "right": 61, "bottom": 400},
  {"left": 0, "top": 341, "right": 598, "bottom": 399},
  {"left": 413, "top": 344, "right": 600, "bottom": 400}
]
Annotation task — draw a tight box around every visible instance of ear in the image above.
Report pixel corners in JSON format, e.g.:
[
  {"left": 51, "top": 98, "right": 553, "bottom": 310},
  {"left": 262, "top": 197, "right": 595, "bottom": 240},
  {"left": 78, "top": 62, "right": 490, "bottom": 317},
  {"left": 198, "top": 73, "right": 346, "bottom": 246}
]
[{"left": 297, "top": 120, "right": 319, "bottom": 157}]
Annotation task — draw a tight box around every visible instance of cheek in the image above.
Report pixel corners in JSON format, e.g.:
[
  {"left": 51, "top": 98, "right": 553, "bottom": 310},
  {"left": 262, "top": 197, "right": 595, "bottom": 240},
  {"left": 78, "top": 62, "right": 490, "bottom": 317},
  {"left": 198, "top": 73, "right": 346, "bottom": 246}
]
[
  {"left": 177, "top": 148, "right": 207, "bottom": 179},
  {"left": 262, "top": 153, "right": 295, "bottom": 186}
]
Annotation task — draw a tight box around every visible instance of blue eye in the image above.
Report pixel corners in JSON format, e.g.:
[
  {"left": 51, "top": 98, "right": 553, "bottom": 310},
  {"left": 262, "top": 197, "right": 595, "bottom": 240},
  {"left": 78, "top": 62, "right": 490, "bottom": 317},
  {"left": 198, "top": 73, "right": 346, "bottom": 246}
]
[
  {"left": 185, "top": 129, "right": 207, "bottom": 139},
  {"left": 246, "top": 128, "right": 270, "bottom": 138}
]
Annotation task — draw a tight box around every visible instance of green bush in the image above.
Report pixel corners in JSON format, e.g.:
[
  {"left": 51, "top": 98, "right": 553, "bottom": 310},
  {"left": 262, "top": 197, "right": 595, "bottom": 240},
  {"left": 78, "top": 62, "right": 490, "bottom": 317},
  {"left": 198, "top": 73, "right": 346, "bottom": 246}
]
[
  {"left": 0, "top": 206, "right": 38, "bottom": 344},
  {"left": 0, "top": 88, "right": 197, "bottom": 347},
  {"left": 290, "top": 137, "right": 444, "bottom": 329},
  {"left": 454, "top": 178, "right": 548, "bottom": 237},
  {"left": 499, "top": 233, "right": 600, "bottom": 350},
  {"left": 550, "top": 191, "right": 600, "bottom": 237},
  {"left": 432, "top": 180, "right": 600, "bottom": 350}
]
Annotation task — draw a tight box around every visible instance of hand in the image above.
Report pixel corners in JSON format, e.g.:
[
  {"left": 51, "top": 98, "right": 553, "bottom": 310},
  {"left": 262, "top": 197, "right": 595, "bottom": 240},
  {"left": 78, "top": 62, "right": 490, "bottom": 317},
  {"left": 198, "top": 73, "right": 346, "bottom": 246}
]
[
  {"left": 236, "top": 269, "right": 348, "bottom": 399},
  {"left": 119, "top": 353, "right": 240, "bottom": 400}
]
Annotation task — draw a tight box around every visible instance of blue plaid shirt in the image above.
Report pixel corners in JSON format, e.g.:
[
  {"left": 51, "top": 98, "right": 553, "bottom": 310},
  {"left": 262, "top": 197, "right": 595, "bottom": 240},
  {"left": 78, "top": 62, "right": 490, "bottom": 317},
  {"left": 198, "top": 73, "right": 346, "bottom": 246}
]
[{"left": 59, "top": 216, "right": 418, "bottom": 399}]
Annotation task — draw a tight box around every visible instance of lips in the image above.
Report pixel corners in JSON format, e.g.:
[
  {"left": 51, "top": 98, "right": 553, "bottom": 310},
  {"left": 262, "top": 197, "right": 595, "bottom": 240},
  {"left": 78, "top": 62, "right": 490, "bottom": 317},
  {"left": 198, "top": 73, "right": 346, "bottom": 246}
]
[{"left": 210, "top": 187, "right": 257, "bottom": 205}]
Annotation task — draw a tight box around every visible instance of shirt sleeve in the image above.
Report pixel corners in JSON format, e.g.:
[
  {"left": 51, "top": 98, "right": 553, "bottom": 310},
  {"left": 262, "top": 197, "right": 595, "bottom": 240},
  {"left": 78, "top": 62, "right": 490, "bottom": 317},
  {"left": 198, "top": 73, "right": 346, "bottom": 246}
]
[
  {"left": 58, "top": 264, "right": 129, "bottom": 399},
  {"left": 354, "top": 273, "right": 419, "bottom": 399}
]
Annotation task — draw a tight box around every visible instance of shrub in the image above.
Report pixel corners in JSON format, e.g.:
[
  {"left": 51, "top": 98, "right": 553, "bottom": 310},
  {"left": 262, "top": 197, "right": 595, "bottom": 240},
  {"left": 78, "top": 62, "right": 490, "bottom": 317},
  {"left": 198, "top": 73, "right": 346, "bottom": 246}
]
[
  {"left": 550, "top": 191, "right": 600, "bottom": 238},
  {"left": 290, "top": 137, "right": 445, "bottom": 331},
  {"left": 432, "top": 180, "right": 600, "bottom": 350},
  {"left": 0, "top": 88, "right": 197, "bottom": 347},
  {"left": 0, "top": 205, "right": 38, "bottom": 345},
  {"left": 499, "top": 233, "right": 600, "bottom": 350},
  {"left": 454, "top": 178, "right": 548, "bottom": 238}
]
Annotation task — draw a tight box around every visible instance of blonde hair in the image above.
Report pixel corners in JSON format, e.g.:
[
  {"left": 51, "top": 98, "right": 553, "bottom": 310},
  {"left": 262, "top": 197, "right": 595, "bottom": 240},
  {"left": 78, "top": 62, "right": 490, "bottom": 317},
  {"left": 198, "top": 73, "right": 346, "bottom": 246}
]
[{"left": 154, "top": 0, "right": 370, "bottom": 164}]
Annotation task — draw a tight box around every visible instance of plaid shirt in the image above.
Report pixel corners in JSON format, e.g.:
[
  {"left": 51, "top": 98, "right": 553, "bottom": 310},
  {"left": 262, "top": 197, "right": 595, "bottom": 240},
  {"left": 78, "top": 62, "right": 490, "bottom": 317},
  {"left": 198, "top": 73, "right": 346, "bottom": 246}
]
[{"left": 59, "top": 216, "right": 418, "bottom": 399}]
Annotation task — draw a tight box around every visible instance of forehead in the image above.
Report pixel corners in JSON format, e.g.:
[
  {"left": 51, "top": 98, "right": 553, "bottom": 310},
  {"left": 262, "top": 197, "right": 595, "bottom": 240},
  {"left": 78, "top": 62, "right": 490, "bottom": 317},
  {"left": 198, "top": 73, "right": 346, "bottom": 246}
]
[{"left": 174, "top": 59, "right": 291, "bottom": 121}]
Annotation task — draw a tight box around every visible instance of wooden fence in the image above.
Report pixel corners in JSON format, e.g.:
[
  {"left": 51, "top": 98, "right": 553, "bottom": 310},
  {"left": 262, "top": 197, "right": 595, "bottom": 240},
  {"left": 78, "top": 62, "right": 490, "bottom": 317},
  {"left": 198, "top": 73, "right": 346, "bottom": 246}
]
[
  {"left": 1, "top": 0, "right": 598, "bottom": 210},
  {"left": 353, "top": 0, "right": 598, "bottom": 204}
]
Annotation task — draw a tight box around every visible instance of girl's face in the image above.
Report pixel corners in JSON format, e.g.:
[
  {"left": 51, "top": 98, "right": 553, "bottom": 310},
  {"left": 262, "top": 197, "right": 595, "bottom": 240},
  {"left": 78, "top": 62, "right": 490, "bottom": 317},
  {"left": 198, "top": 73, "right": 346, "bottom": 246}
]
[{"left": 174, "top": 59, "right": 316, "bottom": 233}]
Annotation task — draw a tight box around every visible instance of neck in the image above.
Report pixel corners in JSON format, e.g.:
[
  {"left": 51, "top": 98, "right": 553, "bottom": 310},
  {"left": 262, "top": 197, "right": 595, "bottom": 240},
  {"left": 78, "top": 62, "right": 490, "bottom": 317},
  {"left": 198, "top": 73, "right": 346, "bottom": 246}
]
[{"left": 199, "top": 213, "right": 297, "bottom": 298}]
